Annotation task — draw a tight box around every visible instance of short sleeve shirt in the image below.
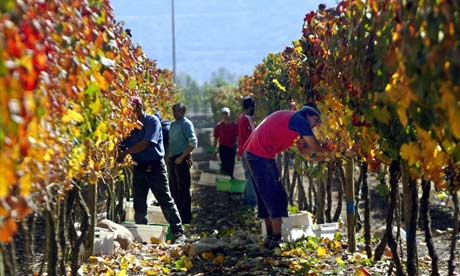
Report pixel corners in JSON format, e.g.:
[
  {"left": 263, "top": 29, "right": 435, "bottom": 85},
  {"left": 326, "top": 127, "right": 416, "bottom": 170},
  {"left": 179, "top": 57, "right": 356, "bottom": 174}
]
[
  {"left": 168, "top": 117, "right": 198, "bottom": 157},
  {"left": 124, "top": 114, "right": 164, "bottom": 162},
  {"left": 244, "top": 110, "right": 313, "bottom": 159},
  {"left": 214, "top": 121, "right": 237, "bottom": 148},
  {"left": 237, "top": 113, "right": 255, "bottom": 157}
]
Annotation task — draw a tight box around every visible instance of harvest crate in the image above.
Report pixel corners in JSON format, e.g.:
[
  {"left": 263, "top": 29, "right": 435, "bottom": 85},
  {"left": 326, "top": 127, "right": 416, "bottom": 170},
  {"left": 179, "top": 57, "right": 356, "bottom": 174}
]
[
  {"left": 198, "top": 172, "right": 231, "bottom": 186},
  {"left": 261, "top": 211, "right": 314, "bottom": 242},
  {"left": 230, "top": 179, "right": 245, "bottom": 193},
  {"left": 125, "top": 201, "right": 168, "bottom": 224},
  {"left": 122, "top": 223, "right": 171, "bottom": 243},
  {"left": 209, "top": 160, "right": 221, "bottom": 171},
  {"left": 312, "top": 222, "right": 340, "bottom": 240},
  {"left": 93, "top": 227, "right": 115, "bottom": 255},
  {"left": 216, "top": 178, "right": 231, "bottom": 192}
]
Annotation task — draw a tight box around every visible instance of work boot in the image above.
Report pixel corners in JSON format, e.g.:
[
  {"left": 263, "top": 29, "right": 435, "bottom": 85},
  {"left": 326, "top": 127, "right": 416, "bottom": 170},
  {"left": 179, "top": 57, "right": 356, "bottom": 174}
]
[{"left": 172, "top": 233, "right": 187, "bottom": 244}]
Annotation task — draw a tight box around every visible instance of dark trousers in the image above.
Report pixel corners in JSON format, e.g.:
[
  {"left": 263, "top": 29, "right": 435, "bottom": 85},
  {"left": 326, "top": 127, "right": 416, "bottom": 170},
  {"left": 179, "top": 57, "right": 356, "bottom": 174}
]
[
  {"left": 168, "top": 154, "right": 193, "bottom": 224},
  {"left": 219, "top": 145, "right": 236, "bottom": 177},
  {"left": 132, "top": 159, "right": 183, "bottom": 234},
  {"left": 244, "top": 151, "right": 288, "bottom": 219}
]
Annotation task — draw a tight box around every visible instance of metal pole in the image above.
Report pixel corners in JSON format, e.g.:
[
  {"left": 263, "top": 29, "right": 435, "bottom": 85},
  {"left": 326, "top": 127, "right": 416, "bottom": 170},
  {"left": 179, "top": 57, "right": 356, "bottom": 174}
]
[{"left": 171, "top": 0, "right": 176, "bottom": 83}]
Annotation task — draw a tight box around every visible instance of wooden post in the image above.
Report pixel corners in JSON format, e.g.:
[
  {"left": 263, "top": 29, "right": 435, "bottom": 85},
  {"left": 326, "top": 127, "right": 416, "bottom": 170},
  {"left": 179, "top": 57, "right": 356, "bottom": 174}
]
[
  {"left": 85, "top": 183, "right": 97, "bottom": 257},
  {"left": 345, "top": 156, "right": 356, "bottom": 252},
  {"left": 0, "top": 245, "right": 4, "bottom": 276}
]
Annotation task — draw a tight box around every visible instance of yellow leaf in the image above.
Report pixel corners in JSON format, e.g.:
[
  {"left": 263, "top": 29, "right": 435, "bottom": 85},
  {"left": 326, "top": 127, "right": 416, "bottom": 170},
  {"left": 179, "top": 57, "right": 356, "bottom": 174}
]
[
  {"left": 90, "top": 97, "right": 103, "bottom": 116},
  {"left": 150, "top": 237, "right": 161, "bottom": 244},
  {"left": 335, "top": 241, "right": 342, "bottom": 249},
  {"left": 109, "top": 139, "right": 115, "bottom": 151},
  {"left": 201, "top": 251, "right": 215, "bottom": 260},
  {"left": 441, "top": 139, "right": 456, "bottom": 154},
  {"left": 213, "top": 255, "right": 225, "bottom": 264},
  {"left": 397, "top": 106, "right": 408, "bottom": 127},
  {"left": 0, "top": 162, "right": 15, "bottom": 197},
  {"left": 317, "top": 246, "right": 327, "bottom": 257},
  {"left": 373, "top": 106, "right": 391, "bottom": 124},
  {"left": 62, "top": 110, "right": 85, "bottom": 123},
  {"left": 451, "top": 111, "right": 460, "bottom": 139},
  {"left": 185, "top": 258, "right": 193, "bottom": 270},
  {"left": 336, "top": 257, "right": 345, "bottom": 266},
  {"left": 116, "top": 270, "right": 126, "bottom": 276},
  {"left": 19, "top": 173, "right": 32, "bottom": 196},
  {"left": 70, "top": 126, "right": 81, "bottom": 137},
  {"left": 0, "top": 174, "right": 10, "bottom": 197},
  {"left": 19, "top": 55, "right": 34, "bottom": 72},
  {"left": 400, "top": 143, "right": 419, "bottom": 166},
  {"left": 104, "top": 268, "right": 115, "bottom": 276},
  {"left": 119, "top": 256, "right": 129, "bottom": 270},
  {"left": 43, "top": 148, "right": 54, "bottom": 162},
  {"left": 95, "top": 122, "right": 107, "bottom": 146}
]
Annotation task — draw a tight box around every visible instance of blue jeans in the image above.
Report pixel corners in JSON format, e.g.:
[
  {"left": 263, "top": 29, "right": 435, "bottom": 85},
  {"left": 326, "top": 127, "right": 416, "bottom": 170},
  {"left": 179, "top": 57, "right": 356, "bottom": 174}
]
[
  {"left": 241, "top": 159, "right": 257, "bottom": 207},
  {"left": 244, "top": 151, "right": 288, "bottom": 219},
  {"left": 132, "top": 159, "right": 183, "bottom": 234}
]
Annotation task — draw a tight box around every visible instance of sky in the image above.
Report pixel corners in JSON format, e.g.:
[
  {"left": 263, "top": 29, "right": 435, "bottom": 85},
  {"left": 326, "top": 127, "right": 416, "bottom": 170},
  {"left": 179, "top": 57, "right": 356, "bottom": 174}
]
[{"left": 110, "top": 0, "right": 338, "bottom": 83}]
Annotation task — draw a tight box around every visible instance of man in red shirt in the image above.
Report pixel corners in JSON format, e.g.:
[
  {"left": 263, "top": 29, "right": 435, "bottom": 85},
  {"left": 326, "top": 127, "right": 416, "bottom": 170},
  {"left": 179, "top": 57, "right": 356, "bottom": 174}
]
[
  {"left": 213, "top": 107, "right": 238, "bottom": 177},
  {"left": 243, "top": 102, "right": 328, "bottom": 249},
  {"left": 237, "top": 96, "right": 257, "bottom": 207}
]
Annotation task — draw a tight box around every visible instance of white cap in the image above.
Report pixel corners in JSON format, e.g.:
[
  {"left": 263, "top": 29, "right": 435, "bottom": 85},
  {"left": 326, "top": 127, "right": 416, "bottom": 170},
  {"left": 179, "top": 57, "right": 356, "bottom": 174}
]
[{"left": 221, "top": 107, "right": 230, "bottom": 115}]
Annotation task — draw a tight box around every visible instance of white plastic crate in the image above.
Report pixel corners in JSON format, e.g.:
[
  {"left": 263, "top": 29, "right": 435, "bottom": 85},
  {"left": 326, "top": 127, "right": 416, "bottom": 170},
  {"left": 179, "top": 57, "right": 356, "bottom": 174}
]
[
  {"left": 261, "top": 212, "right": 314, "bottom": 242},
  {"left": 123, "top": 224, "right": 169, "bottom": 243},
  {"left": 209, "top": 160, "right": 221, "bottom": 171},
  {"left": 197, "top": 172, "right": 231, "bottom": 186},
  {"left": 312, "top": 222, "right": 340, "bottom": 240},
  {"left": 124, "top": 201, "right": 168, "bottom": 224},
  {"left": 93, "top": 227, "right": 115, "bottom": 255}
]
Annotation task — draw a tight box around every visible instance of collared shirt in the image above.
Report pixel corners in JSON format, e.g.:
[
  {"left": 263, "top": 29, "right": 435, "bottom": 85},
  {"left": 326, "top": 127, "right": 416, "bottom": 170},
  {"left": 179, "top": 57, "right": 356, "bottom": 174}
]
[
  {"left": 123, "top": 114, "right": 164, "bottom": 162},
  {"left": 237, "top": 113, "right": 255, "bottom": 157},
  {"left": 244, "top": 110, "right": 313, "bottom": 159},
  {"left": 168, "top": 117, "right": 198, "bottom": 157}
]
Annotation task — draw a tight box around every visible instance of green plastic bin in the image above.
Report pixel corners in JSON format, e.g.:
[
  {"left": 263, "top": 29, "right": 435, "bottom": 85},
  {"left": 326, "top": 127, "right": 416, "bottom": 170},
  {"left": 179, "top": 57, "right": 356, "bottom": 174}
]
[
  {"left": 216, "top": 178, "right": 231, "bottom": 192},
  {"left": 230, "top": 179, "right": 246, "bottom": 193}
]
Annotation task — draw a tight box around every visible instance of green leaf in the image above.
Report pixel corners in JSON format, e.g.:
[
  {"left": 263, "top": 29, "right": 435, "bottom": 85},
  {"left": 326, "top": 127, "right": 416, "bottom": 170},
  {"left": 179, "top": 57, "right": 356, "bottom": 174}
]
[
  {"left": 128, "top": 78, "right": 137, "bottom": 89},
  {"left": 0, "top": 56, "right": 7, "bottom": 77},
  {"left": 288, "top": 205, "right": 299, "bottom": 214},
  {"left": 376, "top": 183, "right": 389, "bottom": 197},
  {"left": 0, "top": 0, "right": 15, "bottom": 12},
  {"left": 84, "top": 82, "right": 101, "bottom": 97},
  {"left": 373, "top": 106, "right": 391, "bottom": 124}
]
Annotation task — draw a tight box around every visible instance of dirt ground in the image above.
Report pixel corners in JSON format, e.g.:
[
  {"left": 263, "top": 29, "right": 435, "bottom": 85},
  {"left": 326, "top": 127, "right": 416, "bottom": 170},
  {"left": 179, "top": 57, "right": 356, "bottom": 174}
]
[
  {"left": 181, "top": 113, "right": 459, "bottom": 275},
  {"left": 7, "top": 113, "right": 459, "bottom": 275}
]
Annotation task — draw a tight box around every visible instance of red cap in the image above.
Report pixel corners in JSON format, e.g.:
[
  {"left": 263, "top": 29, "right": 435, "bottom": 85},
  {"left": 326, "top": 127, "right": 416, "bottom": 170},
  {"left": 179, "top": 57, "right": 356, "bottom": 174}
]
[{"left": 130, "top": 96, "right": 143, "bottom": 106}]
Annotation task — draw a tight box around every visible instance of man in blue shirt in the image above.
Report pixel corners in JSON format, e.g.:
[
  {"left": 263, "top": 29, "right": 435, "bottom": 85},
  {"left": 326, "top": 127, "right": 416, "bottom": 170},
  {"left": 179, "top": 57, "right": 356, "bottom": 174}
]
[
  {"left": 118, "top": 96, "right": 186, "bottom": 243},
  {"left": 168, "top": 103, "right": 198, "bottom": 224}
]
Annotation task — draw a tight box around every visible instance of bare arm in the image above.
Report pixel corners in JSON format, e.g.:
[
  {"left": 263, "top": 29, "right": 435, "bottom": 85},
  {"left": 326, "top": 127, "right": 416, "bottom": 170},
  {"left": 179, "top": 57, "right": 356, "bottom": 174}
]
[
  {"left": 296, "top": 136, "right": 327, "bottom": 156},
  {"left": 175, "top": 145, "right": 195, "bottom": 164},
  {"left": 212, "top": 138, "right": 219, "bottom": 160}
]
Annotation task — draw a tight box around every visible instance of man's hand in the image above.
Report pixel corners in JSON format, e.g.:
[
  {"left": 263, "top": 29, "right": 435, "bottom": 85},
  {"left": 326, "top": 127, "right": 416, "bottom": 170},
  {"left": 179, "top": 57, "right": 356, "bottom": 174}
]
[
  {"left": 322, "top": 141, "right": 335, "bottom": 151},
  {"left": 175, "top": 155, "right": 184, "bottom": 165}
]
